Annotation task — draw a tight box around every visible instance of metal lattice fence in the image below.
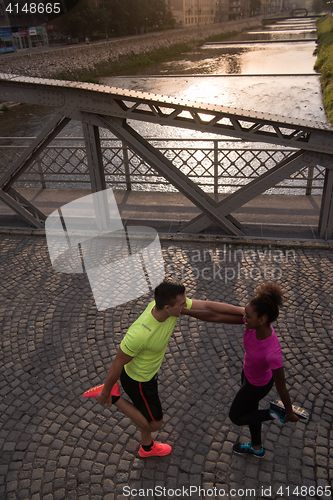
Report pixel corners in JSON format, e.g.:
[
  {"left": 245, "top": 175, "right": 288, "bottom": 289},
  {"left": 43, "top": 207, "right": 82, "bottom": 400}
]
[{"left": 0, "top": 137, "right": 326, "bottom": 195}]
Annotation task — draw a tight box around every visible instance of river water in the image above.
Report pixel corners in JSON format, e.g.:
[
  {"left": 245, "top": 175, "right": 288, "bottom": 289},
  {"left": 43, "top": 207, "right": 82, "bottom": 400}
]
[
  {"left": 0, "top": 16, "right": 326, "bottom": 140},
  {"left": 98, "top": 17, "right": 325, "bottom": 130},
  {"left": 0, "top": 16, "right": 326, "bottom": 201}
]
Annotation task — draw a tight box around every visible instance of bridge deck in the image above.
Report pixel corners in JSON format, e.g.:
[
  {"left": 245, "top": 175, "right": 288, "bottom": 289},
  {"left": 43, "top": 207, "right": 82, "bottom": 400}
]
[
  {"left": 0, "top": 187, "right": 322, "bottom": 240},
  {"left": 1, "top": 73, "right": 333, "bottom": 238}
]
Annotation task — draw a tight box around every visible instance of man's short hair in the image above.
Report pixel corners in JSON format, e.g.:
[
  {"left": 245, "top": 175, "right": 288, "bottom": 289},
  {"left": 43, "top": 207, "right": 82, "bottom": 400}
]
[{"left": 154, "top": 280, "right": 185, "bottom": 310}]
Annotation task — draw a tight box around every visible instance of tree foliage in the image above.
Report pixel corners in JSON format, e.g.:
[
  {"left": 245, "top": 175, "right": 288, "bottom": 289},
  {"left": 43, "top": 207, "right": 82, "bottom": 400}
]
[
  {"left": 56, "top": 0, "right": 175, "bottom": 40},
  {"left": 63, "top": 0, "right": 100, "bottom": 38},
  {"left": 314, "top": 15, "right": 333, "bottom": 123}
]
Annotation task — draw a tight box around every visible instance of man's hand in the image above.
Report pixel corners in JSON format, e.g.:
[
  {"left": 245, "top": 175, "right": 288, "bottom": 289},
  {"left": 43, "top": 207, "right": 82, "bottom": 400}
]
[
  {"left": 96, "top": 391, "right": 112, "bottom": 407},
  {"left": 96, "top": 348, "right": 133, "bottom": 407}
]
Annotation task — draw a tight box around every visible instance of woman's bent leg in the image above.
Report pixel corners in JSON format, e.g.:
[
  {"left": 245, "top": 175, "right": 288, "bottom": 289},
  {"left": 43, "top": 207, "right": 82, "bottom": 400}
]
[{"left": 229, "top": 372, "right": 274, "bottom": 447}]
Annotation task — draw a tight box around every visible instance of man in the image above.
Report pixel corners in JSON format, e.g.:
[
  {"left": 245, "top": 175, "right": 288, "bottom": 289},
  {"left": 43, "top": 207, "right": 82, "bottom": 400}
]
[{"left": 97, "top": 279, "right": 243, "bottom": 457}]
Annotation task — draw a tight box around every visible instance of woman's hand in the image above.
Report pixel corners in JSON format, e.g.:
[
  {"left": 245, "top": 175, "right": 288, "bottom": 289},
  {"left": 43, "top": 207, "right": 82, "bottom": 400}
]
[
  {"left": 273, "top": 367, "right": 300, "bottom": 423},
  {"left": 285, "top": 412, "right": 300, "bottom": 423}
]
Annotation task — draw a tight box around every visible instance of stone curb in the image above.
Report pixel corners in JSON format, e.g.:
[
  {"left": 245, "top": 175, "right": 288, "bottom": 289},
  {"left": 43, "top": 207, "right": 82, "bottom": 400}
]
[{"left": 1, "top": 226, "right": 333, "bottom": 250}]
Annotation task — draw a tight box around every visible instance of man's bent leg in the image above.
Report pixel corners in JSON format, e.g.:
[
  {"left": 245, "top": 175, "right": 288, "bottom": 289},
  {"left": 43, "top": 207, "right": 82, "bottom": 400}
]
[
  {"left": 117, "top": 370, "right": 171, "bottom": 456},
  {"left": 115, "top": 397, "right": 171, "bottom": 456},
  {"left": 114, "top": 396, "right": 162, "bottom": 444}
]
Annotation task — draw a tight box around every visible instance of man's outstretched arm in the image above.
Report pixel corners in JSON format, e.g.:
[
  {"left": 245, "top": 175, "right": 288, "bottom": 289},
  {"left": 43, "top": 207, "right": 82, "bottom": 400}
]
[{"left": 182, "top": 299, "right": 244, "bottom": 323}]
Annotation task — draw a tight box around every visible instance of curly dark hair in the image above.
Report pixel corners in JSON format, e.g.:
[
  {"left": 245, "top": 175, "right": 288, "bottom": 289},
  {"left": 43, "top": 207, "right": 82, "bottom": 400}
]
[{"left": 249, "top": 282, "right": 284, "bottom": 324}]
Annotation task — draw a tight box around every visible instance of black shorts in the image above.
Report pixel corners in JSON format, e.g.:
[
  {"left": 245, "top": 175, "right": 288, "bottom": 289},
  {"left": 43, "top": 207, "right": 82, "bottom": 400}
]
[{"left": 120, "top": 368, "right": 163, "bottom": 423}]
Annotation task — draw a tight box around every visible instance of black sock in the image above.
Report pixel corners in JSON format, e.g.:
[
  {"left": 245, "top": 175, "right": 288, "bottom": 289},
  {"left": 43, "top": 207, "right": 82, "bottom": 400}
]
[{"left": 142, "top": 441, "right": 154, "bottom": 451}]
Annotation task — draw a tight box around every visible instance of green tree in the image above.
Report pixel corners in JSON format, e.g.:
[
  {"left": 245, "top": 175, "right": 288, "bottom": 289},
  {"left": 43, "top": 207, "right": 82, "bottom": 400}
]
[
  {"left": 53, "top": 0, "right": 176, "bottom": 40},
  {"left": 64, "top": 0, "right": 100, "bottom": 39},
  {"left": 164, "top": 6, "right": 176, "bottom": 26},
  {"left": 102, "top": 0, "right": 131, "bottom": 37}
]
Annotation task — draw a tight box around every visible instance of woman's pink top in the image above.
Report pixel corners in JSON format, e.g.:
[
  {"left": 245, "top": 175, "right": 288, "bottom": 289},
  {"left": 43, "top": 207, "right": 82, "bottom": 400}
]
[{"left": 243, "top": 323, "right": 284, "bottom": 386}]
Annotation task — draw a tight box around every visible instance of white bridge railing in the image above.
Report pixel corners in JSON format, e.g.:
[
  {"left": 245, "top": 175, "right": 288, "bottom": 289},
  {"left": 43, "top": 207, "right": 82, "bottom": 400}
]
[{"left": 0, "top": 137, "right": 325, "bottom": 195}]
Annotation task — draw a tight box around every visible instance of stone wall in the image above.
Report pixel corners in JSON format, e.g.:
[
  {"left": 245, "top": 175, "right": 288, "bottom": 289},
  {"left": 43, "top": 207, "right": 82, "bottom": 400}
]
[{"left": 0, "top": 17, "right": 263, "bottom": 79}]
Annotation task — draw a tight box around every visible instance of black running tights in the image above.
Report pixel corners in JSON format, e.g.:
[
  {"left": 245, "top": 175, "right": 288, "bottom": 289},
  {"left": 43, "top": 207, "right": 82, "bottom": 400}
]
[{"left": 229, "top": 371, "right": 274, "bottom": 446}]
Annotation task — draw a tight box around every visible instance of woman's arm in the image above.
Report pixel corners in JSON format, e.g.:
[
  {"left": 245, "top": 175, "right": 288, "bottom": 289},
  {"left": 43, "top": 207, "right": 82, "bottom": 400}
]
[
  {"left": 182, "top": 307, "right": 244, "bottom": 324},
  {"left": 272, "top": 367, "right": 300, "bottom": 422},
  {"left": 188, "top": 299, "right": 245, "bottom": 317}
]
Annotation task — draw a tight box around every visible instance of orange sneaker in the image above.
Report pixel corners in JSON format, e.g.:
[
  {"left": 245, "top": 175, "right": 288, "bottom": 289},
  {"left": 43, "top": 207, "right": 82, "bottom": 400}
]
[
  {"left": 139, "top": 441, "right": 172, "bottom": 458},
  {"left": 83, "top": 381, "right": 120, "bottom": 398}
]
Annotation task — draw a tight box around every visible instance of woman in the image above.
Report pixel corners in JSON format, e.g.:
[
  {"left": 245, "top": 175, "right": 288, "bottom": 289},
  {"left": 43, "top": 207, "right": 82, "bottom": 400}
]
[{"left": 183, "top": 282, "right": 299, "bottom": 458}]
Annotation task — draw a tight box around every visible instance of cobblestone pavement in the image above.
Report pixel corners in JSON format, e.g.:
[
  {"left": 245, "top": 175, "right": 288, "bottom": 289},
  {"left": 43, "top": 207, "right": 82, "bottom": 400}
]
[{"left": 1, "top": 233, "right": 333, "bottom": 500}]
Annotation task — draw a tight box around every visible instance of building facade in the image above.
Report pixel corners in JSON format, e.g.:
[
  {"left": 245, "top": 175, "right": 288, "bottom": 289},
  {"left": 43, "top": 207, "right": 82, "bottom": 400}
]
[
  {"left": 228, "top": 0, "right": 251, "bottom": 19},
  {"left": 167, "top": 0, "right": 255, "bottom": 26},
  {"left": 0, "top": 0, "right": 49, "bottom": 52},
  {"left": 167, "top": 0, "right": 227, "bottom": 26}
]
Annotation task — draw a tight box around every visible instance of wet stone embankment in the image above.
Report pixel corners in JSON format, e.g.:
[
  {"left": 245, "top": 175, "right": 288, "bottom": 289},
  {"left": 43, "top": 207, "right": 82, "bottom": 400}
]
[{"left": 0, "top": 17, "right": 263, "bottom": 79}]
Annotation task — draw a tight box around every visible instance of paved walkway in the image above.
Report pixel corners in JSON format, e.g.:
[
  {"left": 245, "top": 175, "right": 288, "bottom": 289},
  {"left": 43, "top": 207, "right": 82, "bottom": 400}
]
[
  {"left": 0, "top": 188, "right": 325, "bottom": 241},
  {"left": 0, "top": 230, "right": 333, "bottom": 500}
]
